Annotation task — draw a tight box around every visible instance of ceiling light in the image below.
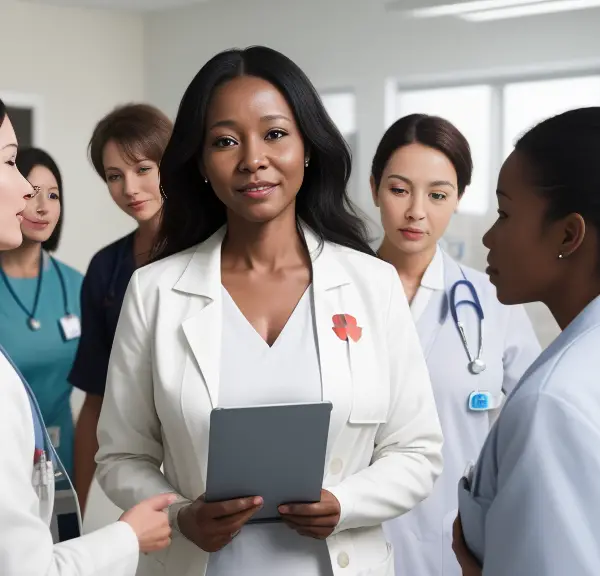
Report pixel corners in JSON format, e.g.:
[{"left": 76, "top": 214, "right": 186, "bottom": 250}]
[
  {"left": 460, "top": 0, "right": 600, "bottom": 20},
  {"left": 409, "top": 0, "right": 551, "bottom": 18}
]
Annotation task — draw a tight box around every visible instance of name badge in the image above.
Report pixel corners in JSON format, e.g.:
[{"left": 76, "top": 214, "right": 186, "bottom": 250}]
[
  {"left": 468, "top": 390, "right": 493, "bottom": 411},
  {"left": 47, "top": 426, "right": 61, "bottom": 449},
  {"left": 59, "top": 315, "right": 81, "bottom": 341}
]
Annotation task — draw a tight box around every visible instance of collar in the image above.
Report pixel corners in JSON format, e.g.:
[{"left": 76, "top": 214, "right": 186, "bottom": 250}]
[
  {"left": 420, "top": 245, "right": 445, "bottom": 291},
  {"left": 173, "top": 223, "right": 352, "bottom": 299}
]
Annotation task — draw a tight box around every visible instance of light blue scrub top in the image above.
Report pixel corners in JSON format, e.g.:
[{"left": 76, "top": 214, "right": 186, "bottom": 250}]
[{"left": 0, "top": 253, "right": 83, "bottom": 480}]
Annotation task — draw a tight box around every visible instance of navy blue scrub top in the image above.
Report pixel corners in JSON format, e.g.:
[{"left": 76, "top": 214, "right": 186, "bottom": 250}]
[{"left": 68, "top": 232, "right": 135, "bottom": 397}]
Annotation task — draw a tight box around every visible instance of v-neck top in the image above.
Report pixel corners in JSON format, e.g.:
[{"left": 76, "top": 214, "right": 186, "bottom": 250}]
[
  {"left": 207, "top": 285, "right": 333, "bottom": 576},
  {"left": 410, "top": 245, "right": 445, "bottom": 323}
]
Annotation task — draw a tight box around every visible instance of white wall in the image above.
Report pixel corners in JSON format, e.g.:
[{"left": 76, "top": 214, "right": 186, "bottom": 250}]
[
  {"left": 144, "top": 0, "right": 600, "bottom": 346},
  {"left": 1, "top": 0, "right": 144, "bottom": 273}
]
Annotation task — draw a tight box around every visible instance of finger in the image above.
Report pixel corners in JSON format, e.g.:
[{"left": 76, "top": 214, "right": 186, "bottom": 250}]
[
  {"left": 214, "top": 505, "right": 262, "bottom": 535},
  {"left": 145, "top": 492, "right": 179, "bottom": 511},
  {"left": 284, "top": 522, "right": 331, "bottom": 539},
  {"left": 279, "top": 502, "right": 337, "bottom": 516},
  {"left": 209, "top": 497, "right": 263, "bottom": 519},
  {"left": 280, "top": 514, "right": 338, "bottom": 528},
  {"left": 144, "top": 537, "right": 172, "bottom": 552}
]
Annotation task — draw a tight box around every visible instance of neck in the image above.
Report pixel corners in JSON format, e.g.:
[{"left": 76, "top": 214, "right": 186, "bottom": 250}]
[
  {"left": 378, "top": 236, "right": 436, "bottom": 285},
  {"left": 222, "top": 207, "right": 306, "bottom": 271},
  {"left": 545, "top": 276, "right": 600, "bottom": 330},
  {"left": 1, "top": 241, "right": 43, "bottom": 278},
  {"left": 134, "top": 214, "right": 160, "bottom": 266}
]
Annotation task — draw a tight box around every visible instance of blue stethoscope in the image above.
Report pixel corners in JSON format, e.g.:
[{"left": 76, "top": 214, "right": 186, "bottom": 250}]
[{"left": 449, "top": 269, "right": 486, "bottom": 376}]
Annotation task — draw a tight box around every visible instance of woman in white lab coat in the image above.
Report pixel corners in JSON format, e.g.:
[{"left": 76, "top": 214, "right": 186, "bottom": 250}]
[
  {"left": 94, "top": 46, "right": 443, "bottom": 576},
  {"left": 452, "top": 107, "right": 600, "bottom": 576},
  {"left": 0, "top": 98, "right": 175, "bottom": 576},
  {"left": 371, "top": 114, "right": 541, "bottom": 576}
]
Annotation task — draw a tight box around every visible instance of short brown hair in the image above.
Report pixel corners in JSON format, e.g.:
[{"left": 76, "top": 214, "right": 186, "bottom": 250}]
[{"left": 89, "top": 103, "right": 173, "bottom": 181}]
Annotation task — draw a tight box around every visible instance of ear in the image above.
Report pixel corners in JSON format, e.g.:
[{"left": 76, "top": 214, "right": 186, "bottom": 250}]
[
  {"left": 559, "top": 213, "right": 586, "bottom": 258},
  {"left": 370, "top": 175, "right": 379, "bottom": 208}
]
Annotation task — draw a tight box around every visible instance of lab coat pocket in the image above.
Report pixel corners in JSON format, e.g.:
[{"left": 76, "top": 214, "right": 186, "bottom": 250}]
[
  {"left": 364, "top": 542, "right": 394, "bottom": 575},
  {"left": 457, "top": 477, "right": 486, "bottom": 564},
  {"left": 347, "top": 336, "right": 388, "bottom": 425},
  {"left": 442, "top": 508, "right": 462, "bottom": 576}
]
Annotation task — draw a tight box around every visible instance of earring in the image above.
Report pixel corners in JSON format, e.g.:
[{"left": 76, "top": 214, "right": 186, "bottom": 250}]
[
  {"left": 558, "top": 253, "right": 565, "bottom": 259},
  {"left": 204, "top": 178, "right": 208, "bottom": 184},
  {"left": 304, "top": 159, "right": 309, "bottom": 168},
  {"left": 160, "top": 184, "right": 167, "bottom": 200}
]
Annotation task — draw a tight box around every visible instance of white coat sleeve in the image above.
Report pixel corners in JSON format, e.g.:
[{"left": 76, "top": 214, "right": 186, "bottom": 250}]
[
  {"left": 0, "top": 361, "right": 139, "bottom": 576},
  {"left": 95, "top": 271, "right": 181, "bottom": 510},
  {"left": 328, "top": 268, "right": 444, "bottom": 532},
  {"left": 501, "top": 305, "right": 541, "bottom": 396},
  {"left": 482, "top": 392, "right": 600, "bottom": 576}
]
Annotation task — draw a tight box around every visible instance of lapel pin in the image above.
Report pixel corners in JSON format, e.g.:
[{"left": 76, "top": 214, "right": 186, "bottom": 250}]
[{"left": 332, "top": 314, "right": 362, "bottom": 343}]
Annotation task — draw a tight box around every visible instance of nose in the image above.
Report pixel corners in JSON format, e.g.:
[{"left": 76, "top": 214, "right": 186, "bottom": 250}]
[
  {"left": 482, "top": 225, "right": 493, "bottom": 249},
  {"left": 405, "top": 192, "right": 426, "bottom": 221},
  {"left": 122, "top": 173, "right": 140, "bottom": 198},
  {"left": 34, "top": 191, "right": 50, "bottom": 215},
  {"left": 238, "top": 137, "right": 268, "bottom": 173}
]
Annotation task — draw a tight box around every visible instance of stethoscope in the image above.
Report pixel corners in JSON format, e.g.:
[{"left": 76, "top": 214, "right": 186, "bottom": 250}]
[
  {"left": 0, "top": 252, "right": 71, "bottom": 332},
  {"left": 449, "top": 268, "right": 486, "bottom": 376}
]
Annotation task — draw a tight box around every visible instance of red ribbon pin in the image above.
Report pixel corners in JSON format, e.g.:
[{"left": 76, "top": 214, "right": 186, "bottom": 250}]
[{"left": 332, "top": 314, "right": 362, "bottom": 343}]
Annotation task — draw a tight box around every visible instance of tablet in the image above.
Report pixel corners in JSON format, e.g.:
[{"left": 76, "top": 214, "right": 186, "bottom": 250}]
[{"left": 205, "top": 401, "right": 332, "bottom": 523}]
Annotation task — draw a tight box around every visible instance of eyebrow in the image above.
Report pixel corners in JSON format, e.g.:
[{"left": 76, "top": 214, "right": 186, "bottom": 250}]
[
  {"left": 387, "top": 174, "right": 456, "bottom": 189},
  {"left": 2, "top": 143, "right": 17, "bottom": 151},
  {"left": 497, "top": 189, "right": 511, "bottom": 199},
  {"left": 209, "top": 114, "right": 292, "bottom": 130}
]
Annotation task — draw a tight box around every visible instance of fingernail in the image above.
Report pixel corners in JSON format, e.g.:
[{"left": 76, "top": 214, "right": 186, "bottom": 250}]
[
  {"left": 254, "top": 497, "right": 263, "bottom": 506},
  {"left": 168, "top": 495, "right": 178, "bottom": 504},
  {"left": 279, "top": 506, "right": 288, "bottom": 514}
]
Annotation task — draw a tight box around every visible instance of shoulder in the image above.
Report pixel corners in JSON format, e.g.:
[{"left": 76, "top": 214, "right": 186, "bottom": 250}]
[
  {"left": 0, "top": 353, "right": 33, "bottom": 444},
  {"left": 133, "top": 244, "right": 199, "bottom": 293},
  {"left": 87, "top": 233, "right": 133, "bottom": 274},
  {"left": 51, "top": 257, "right": 84, "bottom": 286}
]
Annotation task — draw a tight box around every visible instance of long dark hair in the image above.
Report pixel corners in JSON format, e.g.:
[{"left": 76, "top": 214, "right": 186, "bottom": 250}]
[
  {"left": 16, "top": 148, "right": 64, "bottom": 252},
  {"left": 0, "top": 98, "right": 6, "bottom": 128},
  {"left": 372, "top": 114, "right": 472, "bottom": 196},
  {"left": 154, "top": 46, "right": 373, "bottom": 260}
]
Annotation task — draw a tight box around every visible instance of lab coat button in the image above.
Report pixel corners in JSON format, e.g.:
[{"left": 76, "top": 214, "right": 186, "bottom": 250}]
[
  {"left": 330, "top": 458, "right": 343, "bottom": 474},
  {"left": 337, "top": 552, "right": 350, "bottom": 568}
]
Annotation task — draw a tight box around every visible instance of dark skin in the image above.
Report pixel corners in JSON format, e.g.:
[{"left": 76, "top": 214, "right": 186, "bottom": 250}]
[
  {"left": 454, "top": 150, "right": 600, "bottom": 572},
  {"left": 177, "top": 75, "right": 340, "bottom": 552}
]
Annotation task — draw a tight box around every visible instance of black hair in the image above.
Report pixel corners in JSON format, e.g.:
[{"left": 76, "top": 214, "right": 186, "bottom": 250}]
[
  {"left": 371, "top": 113, "right": 473, "bottom": 196},
  {"left": 16, "top": 148, "right": 64, "bottom": 252},
  {"left": 0, "top": 98, "right": 6, "bottom": 128},
  {"left": 515, "top": 107, "right": 600, "bottom": 245},
  {"left": 154, "top": 45, "right": 373, "bottom": 260}
]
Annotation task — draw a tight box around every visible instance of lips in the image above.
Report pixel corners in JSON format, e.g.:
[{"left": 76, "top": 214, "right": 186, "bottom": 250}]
[
  {"left": 399, "top": 227, "right": 425, "bottom": 241},
  {"left": 22, "top": 217, "right": 48, "bottom": 230},
  {"left": 237, "top": 181, "right": 278, "bottom": 199}
]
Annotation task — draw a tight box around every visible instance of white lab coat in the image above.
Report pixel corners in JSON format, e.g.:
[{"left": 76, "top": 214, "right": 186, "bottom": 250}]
[
  {"left": 459, "top": 294, "right": 600, "bottom": 576},
  {"left": 95, "top": 225, "right": 444, "bottom": 576},
  {"left": 0, "top": 352, "right": 139, "bottom": 576},
  {"left": 385, "top": 252, "right": 540, "bottom": 576}
]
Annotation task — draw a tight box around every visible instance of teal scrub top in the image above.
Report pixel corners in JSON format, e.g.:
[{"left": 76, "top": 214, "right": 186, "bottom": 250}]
[{"left": 0, "top": 252, "right": 83, "bottom": 479}]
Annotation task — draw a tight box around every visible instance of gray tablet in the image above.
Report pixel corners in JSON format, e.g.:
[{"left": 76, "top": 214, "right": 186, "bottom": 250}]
[{"left": 205, "top": 401, "right": 332, "bottom": 523}]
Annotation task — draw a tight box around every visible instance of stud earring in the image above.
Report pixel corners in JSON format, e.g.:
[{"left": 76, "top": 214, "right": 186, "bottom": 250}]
[
  {"left": 304, "top": 159, "right": 309, "bottom": 168},
  {"left": 558, "top": 253, "right": 565, "bottom": 259},
  {"left": 204, "top": 178, "right": 208, "bottom": 184}
]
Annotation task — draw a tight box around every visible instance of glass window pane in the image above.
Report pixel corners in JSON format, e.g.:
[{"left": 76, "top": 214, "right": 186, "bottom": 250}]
[
  {"left": 321, "top": 92, "right": 356, "bottom": 135},
  {"left": 503, "top": 76, "right": 600, "bottom": 158},
  {"left": 396, "top": 85, "right": 492, "bottom": 215}
]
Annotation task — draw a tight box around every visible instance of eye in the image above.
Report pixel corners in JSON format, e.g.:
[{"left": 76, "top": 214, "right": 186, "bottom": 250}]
[
  {"left": 265, "top": 129, "right": 287, "bottom": 141},
  {"left": 6, "top": 159, "right": 16, "bottom": 167},
  {"left": 430, "top": 192, "right": 447, "bottom": 201},
  {"left": 390, "top": 187, "right": 408, "bottom": 195},
  {"left": 497, "top": 210, "right": 508, "bottom": 220},
  {"left": 49, "top": 192, "right": 60, "bottom": 200},
  {"left": 107, "top": 174, "right": 121, "bottom": 182},
  {"left": 138, "top": 166, "right": 152, "bottom": 174},
  {"left": 214, "top": 136, "right": 237, "bottom": 148}
]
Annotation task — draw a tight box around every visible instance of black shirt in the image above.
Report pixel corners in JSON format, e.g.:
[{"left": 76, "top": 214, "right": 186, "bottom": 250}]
[{"left": 68, "top": 233, "right": 136, "bottom": 396}]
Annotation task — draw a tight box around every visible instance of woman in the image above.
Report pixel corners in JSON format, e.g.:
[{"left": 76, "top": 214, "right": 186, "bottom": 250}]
[
  {"left": 95, "top": 46, "right": 444, "bottom": 576},
  {"left": 453, "top": 107, "right": 600, "bottom": 575},
  {"left": 372, "top": 114, "right": 540, "bottom": 576},
  {"left": 69, "top": 104, "right": 172, "bottom": 512},
  {"left": 0, "top": 148, "right": 81, "bottom": 489},
  {"left": 0, "top": 97, "right": 175, "bottom": 575}
]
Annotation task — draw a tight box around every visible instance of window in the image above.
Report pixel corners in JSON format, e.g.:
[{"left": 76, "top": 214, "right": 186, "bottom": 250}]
[
  {"left": 321, "top": 92, "right": 358, "bottom": 199},
  {"left": 503, "top": 76, "right": 600, "bottom": 157},
  {"left": 396, "top": 85, "right": 493, "bottom": 216}
]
